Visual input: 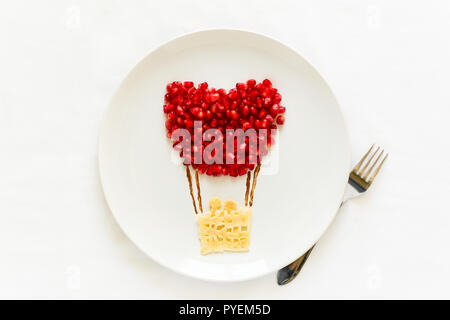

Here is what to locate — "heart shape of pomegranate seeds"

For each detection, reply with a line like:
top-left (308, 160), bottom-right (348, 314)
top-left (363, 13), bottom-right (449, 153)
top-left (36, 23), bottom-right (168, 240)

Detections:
top-left (163, 79), bottom-right (286, 177)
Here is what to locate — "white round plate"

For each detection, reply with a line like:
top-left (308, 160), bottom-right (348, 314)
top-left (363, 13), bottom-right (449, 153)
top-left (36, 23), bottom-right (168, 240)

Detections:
top-left (99, 29), bottom-right (350, 282)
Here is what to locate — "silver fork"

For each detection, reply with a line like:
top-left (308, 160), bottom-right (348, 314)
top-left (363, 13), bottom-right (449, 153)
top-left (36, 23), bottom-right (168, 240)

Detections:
top-left (277, 144), bottom-right (388, 285)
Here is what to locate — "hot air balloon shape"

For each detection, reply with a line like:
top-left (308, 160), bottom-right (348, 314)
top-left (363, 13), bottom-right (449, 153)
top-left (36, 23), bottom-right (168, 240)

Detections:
top-left (163, 79), bottom-right (286, 254)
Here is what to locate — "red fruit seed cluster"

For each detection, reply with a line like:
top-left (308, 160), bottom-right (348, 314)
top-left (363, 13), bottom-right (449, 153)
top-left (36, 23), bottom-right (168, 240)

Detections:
top-left (163, 79), bottom-right (286, 177)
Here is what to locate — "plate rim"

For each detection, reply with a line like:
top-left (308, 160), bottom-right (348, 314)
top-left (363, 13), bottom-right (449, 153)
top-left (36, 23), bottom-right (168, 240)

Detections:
top-left (98, 28), bottom-right (351, 282)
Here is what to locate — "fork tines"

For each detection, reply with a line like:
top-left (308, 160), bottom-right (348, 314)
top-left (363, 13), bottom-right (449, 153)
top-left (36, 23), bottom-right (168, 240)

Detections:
top-left (352, 144), bottom-right (388, 184)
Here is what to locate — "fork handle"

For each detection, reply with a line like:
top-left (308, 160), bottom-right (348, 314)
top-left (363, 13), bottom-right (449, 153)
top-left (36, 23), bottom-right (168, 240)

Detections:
top-left (277, 245), bottom-right (315, 285)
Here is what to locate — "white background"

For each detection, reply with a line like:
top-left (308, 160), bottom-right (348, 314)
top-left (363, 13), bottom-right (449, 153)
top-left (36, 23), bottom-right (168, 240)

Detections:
top-left (0, 0), bottom-right (449, 299)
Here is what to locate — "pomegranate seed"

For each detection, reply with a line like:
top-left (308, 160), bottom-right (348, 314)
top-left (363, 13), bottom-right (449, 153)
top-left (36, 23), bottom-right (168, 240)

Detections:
top-left (263, 97), bottom-right (272, 107)
top-left (260, 119), bottom-right (268, 129)
top-left (210, 104), bottom-right (218, 113)
top-left (236, 83), bottom-right (246, 90)
top-left (229, 120), bottom-right (238, 128)
top-left (240, 105), bottom-right (250, 117)
top-left (184, 81), bottom-right (194, 88)
top-left (228, 89), bottom-right (238, 100)
top-left (261, 88), bottom-right (270, 98)
top-left (213, 165), bottom-right (222, 176)
top-left (210, 93), bottom-right (220, 102)
top-left (258, 109), bottom-right (267, 119)
top-left (167, 111), bottom-right (176, 121)
top-left (273, 93), bottom-right (282, 104)
top-left (249, 90), bottom-right (258, 98)
top-left (270, 104), bottom-right (280, 115)
top-left (242, 121), bottom-right (252, 130)
top-left (256, 98), bottom-right (263, 108)
top-left (262, 79), bottom-right (272, 87)
top-left (276, 115), bottom-right (285, 125)
top-left (247, 79), bottom-right (256, 87)
top-left (278, 106), bottom-right (286, 113)
top-left (190, 107), bottom-right (200, 116)
top-left (176, 106), bottom-right (184, 116)
top-left (169, 87), bottom-right (179, 95)
top-left (229, 167), bottom-right (238, 177)
top-left (238, 166), bottom-right (247, 176)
